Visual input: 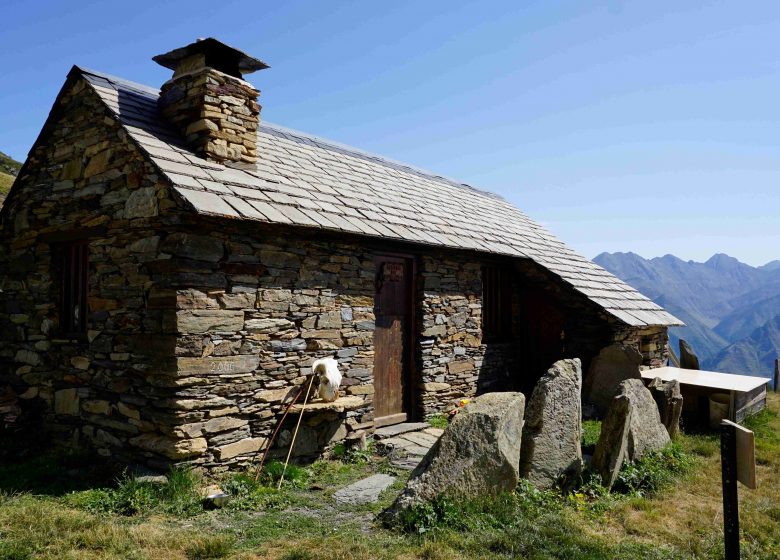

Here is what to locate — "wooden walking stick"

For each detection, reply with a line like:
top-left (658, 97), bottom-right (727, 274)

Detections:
top-left (251, 385), bottom-right (304, 483)
top-left (278, 374), bottom-right (316, 489)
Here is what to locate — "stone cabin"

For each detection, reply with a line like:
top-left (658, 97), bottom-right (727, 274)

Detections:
top-left (0, 39), bottom-right (681, 470)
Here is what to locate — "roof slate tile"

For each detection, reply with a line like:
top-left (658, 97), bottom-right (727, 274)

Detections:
top-left (80, 67), bottom-right (682, 327)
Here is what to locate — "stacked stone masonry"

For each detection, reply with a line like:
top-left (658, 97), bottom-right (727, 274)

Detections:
top-left (159, 66), bottom-right (260, 165)
top-left (0, 74), bottom-right (670, 470)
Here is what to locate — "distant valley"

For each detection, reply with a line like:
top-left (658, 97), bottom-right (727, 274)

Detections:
top-left (594, 252), bottom-right (780, 379)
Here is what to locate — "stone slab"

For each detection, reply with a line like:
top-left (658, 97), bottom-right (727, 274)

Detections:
top-left (374, 422), bottom-right (429, 439)
top-left (398, 431), bottom-right (440, 448)
top-left (177, 355), bottom-right (260, 375)
top-left (333, 474), bottom-right (396, 505)
top-left (288, 395), bottom-right (364, 413)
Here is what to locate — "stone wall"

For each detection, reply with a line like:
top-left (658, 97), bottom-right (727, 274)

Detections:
top-left (418, 255), bottom-right (518, 415)
top-left (0, 74), bottom-right (669, 470)
top-left (614, 326), bottom-right (669, 369)
top-left (163, 225), bottom-right (379, 468)
top-left (0, 75), bottom-right (178, 463)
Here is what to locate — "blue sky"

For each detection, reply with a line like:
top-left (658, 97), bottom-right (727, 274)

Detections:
top-left (1, 0), bottom-right (779, 266)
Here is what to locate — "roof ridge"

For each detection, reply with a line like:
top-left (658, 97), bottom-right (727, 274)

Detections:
top-left (73, 66), bottom-right (507, 203)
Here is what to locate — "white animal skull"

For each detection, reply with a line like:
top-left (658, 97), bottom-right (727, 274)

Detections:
top-left (312, 356), bottom-right (342, 402)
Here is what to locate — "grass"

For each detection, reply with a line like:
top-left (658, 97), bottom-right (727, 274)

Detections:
top-left (0, 172), bottom-right (13, 193)
top-left (0, 395), bottom-right (778, 558)
top-left (426, 414), bottom-right (449, 430)
top-left (582, 419), bottom-right (602, 452)
top-left (64, 467), bottom-right (203, 516)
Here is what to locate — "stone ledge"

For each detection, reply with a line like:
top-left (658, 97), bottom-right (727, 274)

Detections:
top-left (288, 396), bottom-right (364, 414)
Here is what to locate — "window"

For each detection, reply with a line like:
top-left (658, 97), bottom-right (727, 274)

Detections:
top-left (482, 266), bottom-right (512, 341)
top-left (59, 241), bottom-right (89, 337)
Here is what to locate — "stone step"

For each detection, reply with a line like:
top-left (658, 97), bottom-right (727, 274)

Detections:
top-left (422, 427), bottom-right (445, 438)
top-left (374, 436), bottom-right (408, 453)
top-left (374, 422), bottom-right (429, 440)
top-left (399, 444), bottom-right (430, 456)
top-left (391, 456), bottom-right (424, 470)
top-left (398, 431), bottom-right (439, 448)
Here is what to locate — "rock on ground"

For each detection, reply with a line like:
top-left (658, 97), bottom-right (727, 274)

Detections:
top-left (519, 358), bottom-right (583, 490)
top-left (582, 344), bottom-right (643, 416)
top-left (647, 377), bottom-right (683, 439)
top-left (385, 392), bottom-right (525, 516)
top-left (592, 379), bottom-right (671, 487)
top-left (333, 474), bottom-right (396, 505)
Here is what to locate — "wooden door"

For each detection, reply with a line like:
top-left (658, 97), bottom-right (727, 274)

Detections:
top-left (520, 289), bottom-right (566, 394)
top-left (373, 255), bottom-right (413, 426)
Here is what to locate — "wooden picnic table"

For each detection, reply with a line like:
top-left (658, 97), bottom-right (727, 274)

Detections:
top-left (641, 366), bottom-right (769, 423)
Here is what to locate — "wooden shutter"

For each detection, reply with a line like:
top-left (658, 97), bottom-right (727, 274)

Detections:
top-left (60, 241), bottom-right (89, 336)
top-left (482, 266), bottom-right (511, 341)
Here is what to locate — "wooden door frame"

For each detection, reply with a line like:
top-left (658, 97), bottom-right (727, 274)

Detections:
top-left (373, 252), bottom-right (417, 426)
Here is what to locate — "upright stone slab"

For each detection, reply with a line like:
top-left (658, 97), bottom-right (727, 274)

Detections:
top-left (592, 378), bottom-right (671, 487)
top-left (519, 358), bottom-right (583, 490)
top-left (592, 394), bottom-right (632, 488)
top-left (679, 339), bottom-right (700, 370)
top-left (386, 392), bottom-right (525, 516)
top-left (647, 377), bottom-right (683, 439)
top-left (621, 378), bottom-right (671, 459)
top-left (582, 344), bottom-right (642, 416)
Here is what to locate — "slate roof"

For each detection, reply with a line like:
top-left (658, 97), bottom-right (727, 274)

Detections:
top-left (77, 66), bottom-right (681, 328)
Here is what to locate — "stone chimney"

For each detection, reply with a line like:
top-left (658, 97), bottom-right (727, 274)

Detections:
top-left (153, 38), bottom-right (268, 166)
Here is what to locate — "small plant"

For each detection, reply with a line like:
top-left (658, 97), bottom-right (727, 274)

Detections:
top-left (221, 472), bottom-right (290, 511)
top-left (581, 420), bottom-right (602, 451)
top-left (184, 535), bottom-right (234, 560)
top-left (427, 414), bottom-right (449, 430)
top-left (613, 443), bottom-right (691, 496)
top-left (259, 460), bottom-right (309, 488)
top-left (396, 495), bottom-right (464, 534)
top-left (69, 467), bottom-right (202, 516)
top-left (332, 440), bottom-right (375, 465)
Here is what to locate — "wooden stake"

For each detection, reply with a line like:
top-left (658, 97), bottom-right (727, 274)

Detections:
top-left (773, 358), bottom-right (779, 393)
top-left (251, 386), bottom-right (304, 484)
top-left (278, 374), bottom-right (316, 490)
top-left (721, 421), bottom-right (740, 560)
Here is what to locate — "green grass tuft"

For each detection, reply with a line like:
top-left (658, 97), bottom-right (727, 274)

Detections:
top-left (582, 420), bottom-right (602, 451)
top-left (67, 466), bottom-right (202, 516)
top-left (613, 443), bottom-right (692, 496)
top-left (0, 172), bottom-right (14, 193)
top-left (427, 414), bottom-right (449, 430)
top-left (0, 540), bottom-right (33, 560)
top-left (280, 550), bottom-right (315, 560)
top-left (184, 535), bottom-right (234, 560)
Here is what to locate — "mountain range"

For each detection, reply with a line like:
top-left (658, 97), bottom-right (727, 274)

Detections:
top-left (594, 252), bottom-right (780, 379)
